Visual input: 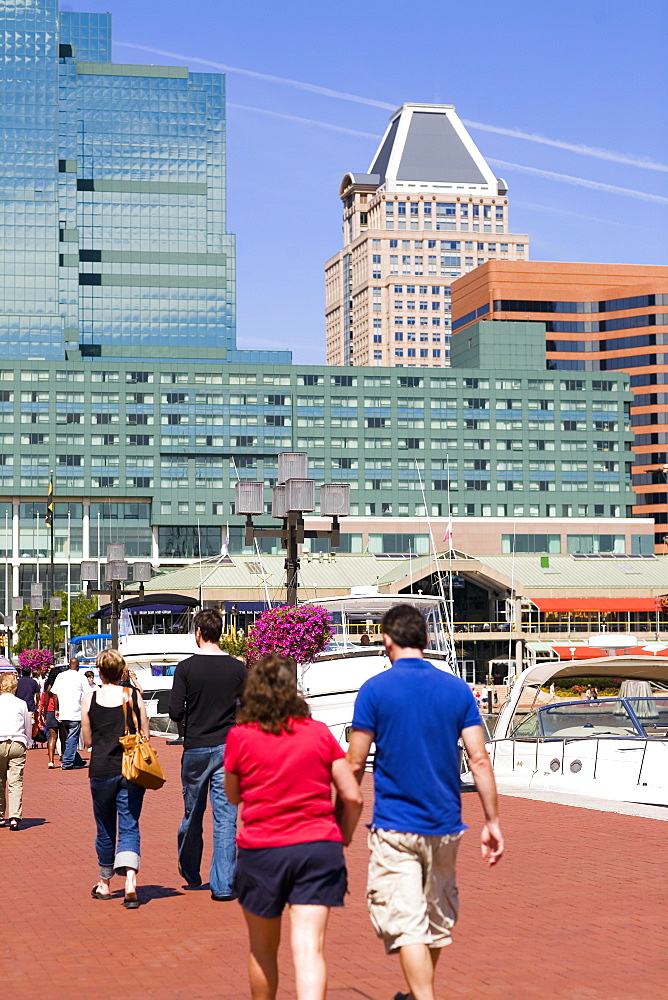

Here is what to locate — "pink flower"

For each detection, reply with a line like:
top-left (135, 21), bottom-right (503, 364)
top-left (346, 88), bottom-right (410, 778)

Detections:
top-left (247, 605), bottom-right (333, 666)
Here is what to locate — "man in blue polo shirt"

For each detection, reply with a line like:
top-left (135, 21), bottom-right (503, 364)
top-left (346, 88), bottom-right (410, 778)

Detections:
top-left (347, 604), bottom-right (503, 1000)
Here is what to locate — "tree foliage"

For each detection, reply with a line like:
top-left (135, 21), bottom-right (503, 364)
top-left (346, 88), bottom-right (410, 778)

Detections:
top-left (15, 591), bottom-right (99, 656)
top-left (219, 630), bottom-right (248, 659)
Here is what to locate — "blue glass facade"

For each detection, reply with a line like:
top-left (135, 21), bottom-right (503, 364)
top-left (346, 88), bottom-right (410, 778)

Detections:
top-left (0, 1), bottom-right (289, 364)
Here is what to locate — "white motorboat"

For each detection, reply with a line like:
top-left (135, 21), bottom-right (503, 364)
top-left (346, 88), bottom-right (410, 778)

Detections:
top-left (470, 654), bottom-right (668, 806)
top-left (73, 593), bottom-right (200, 737)
top-left (298, 587), bottom-right (457, 747)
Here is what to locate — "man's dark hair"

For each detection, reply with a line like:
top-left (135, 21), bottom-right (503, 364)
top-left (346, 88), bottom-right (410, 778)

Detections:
top-left (44, 665), bottom-right (63, 690)
top-left (381, 604), bottom-right (427, 650)
top-left (193, 608), bottom-right (223, 643)
top-left (21, 667), bottom-right (32, 677)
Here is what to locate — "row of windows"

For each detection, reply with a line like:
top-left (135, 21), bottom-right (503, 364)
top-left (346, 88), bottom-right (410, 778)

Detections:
top-left (544, 315), bottom-right (666, 335)
top-left (494, 294), bottom-right (667, 314)
top-left (547, 357), bottom-right (655, 372)
top-left (392, 285), bottom-right (451, 295)
top-left (384, 241), bottom-right (461, 251)
top-left (0, 370), bottom-right (629, 393)
top-left (385, 202), bottom-right (503, 217)
top-left (500, 533), bottom-right (651, 555)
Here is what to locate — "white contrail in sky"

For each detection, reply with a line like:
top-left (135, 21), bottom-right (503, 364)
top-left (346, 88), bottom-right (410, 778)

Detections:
top-left (462, 120), bottom-right (668, 173)
top-left (228, 103), bottom-right (379, 139)
top-left (514, 201), bottom-right (666, 233)
top-left (228, 103), bottom-right (666, 204)
top-left (489, 158), bottom-right (668, 204)
top-left (115, 42), bottom-right (394, 109)
top-left (115, 41), bottom-right (668, 174)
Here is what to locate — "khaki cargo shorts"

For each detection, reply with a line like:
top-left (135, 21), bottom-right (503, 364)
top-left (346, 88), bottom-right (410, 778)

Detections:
top-left (366, 827), bottom-right (463, 954)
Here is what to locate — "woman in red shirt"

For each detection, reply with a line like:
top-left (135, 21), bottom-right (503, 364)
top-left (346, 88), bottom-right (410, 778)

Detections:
top-left (224, 655), bottom-right (363, 1000)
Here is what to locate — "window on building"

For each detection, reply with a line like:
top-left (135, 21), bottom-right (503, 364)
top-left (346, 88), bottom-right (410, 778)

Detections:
top-left (567, 535), bottom-right (625, 554)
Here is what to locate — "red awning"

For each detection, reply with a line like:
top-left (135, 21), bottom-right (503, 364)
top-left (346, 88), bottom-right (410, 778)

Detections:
top-left (532, 598), bottom-right (657, 612)
top-left (550, 646), bottom-right (609, 660)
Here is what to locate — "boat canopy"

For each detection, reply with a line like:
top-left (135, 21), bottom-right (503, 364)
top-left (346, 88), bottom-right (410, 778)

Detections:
top-left (90, 592), bottom-right (199, 618)
top-left (304, 593), bottom-right (443, 614)
top-left (516, 654), bottom-right (668, 687)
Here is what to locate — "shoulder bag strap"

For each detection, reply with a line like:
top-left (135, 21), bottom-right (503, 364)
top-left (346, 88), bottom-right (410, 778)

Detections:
top-left (123, 686), bottom-right (143, 737)
top-left (122, 688), bottom-right (131, 736)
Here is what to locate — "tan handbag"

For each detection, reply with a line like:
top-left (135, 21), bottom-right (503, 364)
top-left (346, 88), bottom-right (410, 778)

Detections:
top-left (118, 688), bottom-right (166, 790)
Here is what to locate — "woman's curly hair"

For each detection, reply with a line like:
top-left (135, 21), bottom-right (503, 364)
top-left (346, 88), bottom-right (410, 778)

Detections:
top-left (237, 655), bottom-right (310, 735)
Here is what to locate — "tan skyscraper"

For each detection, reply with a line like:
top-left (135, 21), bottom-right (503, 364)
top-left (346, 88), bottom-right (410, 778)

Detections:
top-left (325, 103), bottom-right (529, 367)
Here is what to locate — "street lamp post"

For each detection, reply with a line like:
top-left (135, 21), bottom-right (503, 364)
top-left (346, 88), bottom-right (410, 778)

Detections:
top-left (10, 596), bottom-right (23, 659)
top-left (49, 595), bottom-right (62, 660)
top-left (30, 582), bottom-right (43, 649)
top-left (235, 452), bottom-right (350, 606)
top-left (80, 543), bottom-right (152, 649)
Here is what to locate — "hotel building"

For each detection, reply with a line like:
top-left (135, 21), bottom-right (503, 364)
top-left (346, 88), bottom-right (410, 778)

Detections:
top-left (324, 103), bottom-right (529, 368)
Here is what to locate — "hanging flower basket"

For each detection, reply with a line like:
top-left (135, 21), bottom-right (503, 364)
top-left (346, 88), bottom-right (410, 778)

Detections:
top-left (247, 605), bottom-right (333, 666)
top-left (18, 648), bottom-right (54, 674)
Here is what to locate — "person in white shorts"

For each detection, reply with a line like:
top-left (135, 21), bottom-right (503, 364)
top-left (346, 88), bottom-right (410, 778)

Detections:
top-left (347, 604), bottom-right (503, 1000)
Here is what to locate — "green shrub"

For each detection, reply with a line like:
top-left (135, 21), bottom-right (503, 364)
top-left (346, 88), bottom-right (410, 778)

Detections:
top-left (219, 630), bottom-right (247, 659)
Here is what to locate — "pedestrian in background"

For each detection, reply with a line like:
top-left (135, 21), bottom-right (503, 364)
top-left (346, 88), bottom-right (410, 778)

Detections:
top-left (0, 671), bottom-right (32, 830)
top-left (51, 657), bottom-right (88, 770)
top-left (41, 665), bottom-right (65, 768)
top-left (16, 667), bottom-right (40, 713)
top-left (347, 605), bottom-right (503, 1000)
top-left (16, 667), bottom-right (40, 749)
top-left (81, 648), bottom-right (150, 908)
top-left (168, 608), bottom-right (246, 900)
top-left (225, 655), bottom-right (363, 1000)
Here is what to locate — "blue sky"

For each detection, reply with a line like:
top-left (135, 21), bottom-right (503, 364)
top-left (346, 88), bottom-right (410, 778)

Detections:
top-left (66, 0), bottom-right (667, 363)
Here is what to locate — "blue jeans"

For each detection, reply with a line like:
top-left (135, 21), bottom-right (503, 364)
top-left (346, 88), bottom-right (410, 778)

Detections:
top-left (90, 774), bottom-right (145, 878)
top-left (61, 720), bottom-right (84, 768)
top-left (178, 745), bottom-right (237, 896)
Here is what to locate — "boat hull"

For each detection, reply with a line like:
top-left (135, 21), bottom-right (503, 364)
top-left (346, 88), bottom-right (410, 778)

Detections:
top-left (471, 735), bottom-right (668, 806)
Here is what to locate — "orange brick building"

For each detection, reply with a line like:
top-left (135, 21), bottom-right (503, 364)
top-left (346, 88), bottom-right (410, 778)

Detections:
top-left (451, 261), bottom-right (668, 548)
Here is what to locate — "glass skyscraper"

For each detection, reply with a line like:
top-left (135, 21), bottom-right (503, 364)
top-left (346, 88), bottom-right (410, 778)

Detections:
top-left (0, 0), bottom-right (289, 364)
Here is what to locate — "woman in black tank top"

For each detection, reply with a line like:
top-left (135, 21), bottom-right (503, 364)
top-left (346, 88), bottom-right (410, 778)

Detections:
top-left (80, 649), bottom-right (150, 908)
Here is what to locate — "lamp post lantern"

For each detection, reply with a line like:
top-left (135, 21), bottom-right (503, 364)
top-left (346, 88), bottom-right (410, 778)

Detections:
top-left (80, 546), bottom-right (152, 649)
top-left (235, 451), bottom-right (350, 606)
top-left (30, 582), bottom-right (43, 649)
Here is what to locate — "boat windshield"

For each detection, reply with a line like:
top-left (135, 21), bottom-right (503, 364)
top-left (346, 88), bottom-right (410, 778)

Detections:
top-left (70, 634), bottom-right (111, 662)
top-left (538, 700), bottom-right (641, 738)
top-left (626, 696), bottom-right (668, 736)
top-left (325, 602), bottom-right (447, 651)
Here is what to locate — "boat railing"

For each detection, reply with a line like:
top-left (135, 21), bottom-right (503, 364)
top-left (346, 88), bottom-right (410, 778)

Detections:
top-left (453, 620), bottom-right (668, 635)
top-left (484, 734), bottom-right (658, 787)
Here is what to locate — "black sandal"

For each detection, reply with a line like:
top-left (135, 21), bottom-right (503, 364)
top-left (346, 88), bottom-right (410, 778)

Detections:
top-left (91, 886), bottom-right (113, 900)
top-left (123, 892), bottom-right (140, 909)
top-left (8, 819), bottom-right (20, 831)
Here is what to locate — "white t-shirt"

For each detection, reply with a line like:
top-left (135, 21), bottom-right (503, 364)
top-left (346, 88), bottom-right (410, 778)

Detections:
top-left (0, 692), bottom-right (32, 746)
top-left (51, 669), bottom-right (88, 721)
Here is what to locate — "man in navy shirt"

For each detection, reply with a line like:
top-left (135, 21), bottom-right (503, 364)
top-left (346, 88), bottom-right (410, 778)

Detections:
top-left (347, 604), bottom-right (503, 1000)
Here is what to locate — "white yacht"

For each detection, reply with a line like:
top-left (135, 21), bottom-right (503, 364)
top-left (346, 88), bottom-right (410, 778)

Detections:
top-left (72, 593), bottom-right (200, 736)
top-left (470, 654), bottom-right (668, 806)
top-left (298, 587), bottom-right (457, 746)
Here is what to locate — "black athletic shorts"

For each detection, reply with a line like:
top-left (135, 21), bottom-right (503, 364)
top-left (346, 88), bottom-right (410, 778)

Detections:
top-left (235, 840), bottom-right (347, 918)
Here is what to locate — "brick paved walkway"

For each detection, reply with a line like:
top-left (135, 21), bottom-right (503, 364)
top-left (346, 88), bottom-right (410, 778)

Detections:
top-left (1, 745), bottom-right (666, 1000)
